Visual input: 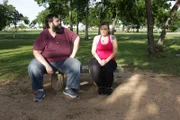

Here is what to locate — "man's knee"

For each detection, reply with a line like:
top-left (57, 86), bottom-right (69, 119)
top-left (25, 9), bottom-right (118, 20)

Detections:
top-left (70, 58), bottom-right (81, 72)
top-left (28, 59), bottom-right (44, 73)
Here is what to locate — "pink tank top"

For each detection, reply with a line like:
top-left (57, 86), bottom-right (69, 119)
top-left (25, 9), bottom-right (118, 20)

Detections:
top-left (96, 35), bottom-right (115, 60)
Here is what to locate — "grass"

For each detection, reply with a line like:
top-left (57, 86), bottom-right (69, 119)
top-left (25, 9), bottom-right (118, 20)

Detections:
top-left (0, 31), bottom-right (180, 80)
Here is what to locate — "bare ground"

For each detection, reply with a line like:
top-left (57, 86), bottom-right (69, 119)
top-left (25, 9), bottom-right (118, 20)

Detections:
top-left (0, 69), bottom-right (180, 120)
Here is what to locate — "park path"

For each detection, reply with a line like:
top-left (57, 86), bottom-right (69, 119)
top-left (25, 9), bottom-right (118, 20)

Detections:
top-left (0, 68), bottom-right (180, 120)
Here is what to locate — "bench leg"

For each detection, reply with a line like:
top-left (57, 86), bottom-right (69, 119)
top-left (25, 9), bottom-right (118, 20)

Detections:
top-left (51, 73), bottom-right (65, 91)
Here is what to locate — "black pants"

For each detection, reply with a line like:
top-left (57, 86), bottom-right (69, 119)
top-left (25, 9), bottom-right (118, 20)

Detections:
top-left (88, 58), bottom-right (117, 87)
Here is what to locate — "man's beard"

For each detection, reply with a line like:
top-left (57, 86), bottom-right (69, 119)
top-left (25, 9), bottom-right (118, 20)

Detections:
top-left (52, 23), bottom-right (61, 33)
top-left (52, 26), bottom-right (60, 33)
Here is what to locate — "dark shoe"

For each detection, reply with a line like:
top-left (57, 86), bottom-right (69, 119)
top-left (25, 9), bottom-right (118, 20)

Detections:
top-left (34, 91), bottom-right (45, 102)
top-left (105, 87), bottom-right (113, 95)
top-left (98, 86), bottom-right (106, 95)
top-left (63, 88), bottom-right (79, 98)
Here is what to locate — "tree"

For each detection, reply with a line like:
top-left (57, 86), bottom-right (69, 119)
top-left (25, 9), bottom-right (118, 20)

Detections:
top-left (36, 9), bottom-right (50, 28)
top-left (18, 23), bottom-right (28, 29)
top-left (0, 1), bottom-right (29, 31)
top-left (73, 0), bottom-right (88, 34)
top-left (0, 4), bottom-right (9, 30)
top-left (116, 0), bottom-right (146, 32)
top-left (145, 0), bottom-right (156, 56)
top-left (157, 0), bottom-right (180, 52)
top-left (29, 19), bottom-right (38, 28)
top-left (170, 10), bottom-right (180, 31)
top-left (35, 0), bottom-right (77, 31)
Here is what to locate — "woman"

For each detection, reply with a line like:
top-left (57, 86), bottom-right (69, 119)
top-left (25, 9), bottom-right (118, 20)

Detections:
top-left (88, 22), bottom-right (118, 95)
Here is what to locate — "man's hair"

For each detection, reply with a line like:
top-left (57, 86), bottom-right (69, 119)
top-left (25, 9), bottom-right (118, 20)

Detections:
top-left (45, 14), bottom-right (59, 28)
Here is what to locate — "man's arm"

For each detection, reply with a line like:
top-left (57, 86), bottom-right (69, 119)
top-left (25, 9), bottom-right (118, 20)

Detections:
top-left (70, 36), bottom-right (80, 58)
top-left (33, 50), bottom-right (53, 74)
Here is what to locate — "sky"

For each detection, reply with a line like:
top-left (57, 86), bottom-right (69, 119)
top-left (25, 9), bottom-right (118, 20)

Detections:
top-left (0, 0), bottom-right (45, 22)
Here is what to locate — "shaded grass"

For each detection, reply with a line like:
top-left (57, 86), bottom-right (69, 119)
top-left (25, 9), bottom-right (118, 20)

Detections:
top-left (0, 31), bottom-right (180, 80)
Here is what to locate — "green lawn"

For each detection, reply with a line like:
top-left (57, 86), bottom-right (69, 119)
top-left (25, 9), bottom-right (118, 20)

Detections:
top-left (0, 31), bottom-right (180, 80)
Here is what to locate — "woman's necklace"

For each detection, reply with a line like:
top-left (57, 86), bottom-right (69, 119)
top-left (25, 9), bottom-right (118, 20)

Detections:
top-left (101, 36), bottom-right (108, 44)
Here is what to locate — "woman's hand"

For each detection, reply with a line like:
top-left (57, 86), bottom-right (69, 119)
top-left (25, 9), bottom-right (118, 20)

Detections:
top-left (98, 59), bottom-right (107, 66)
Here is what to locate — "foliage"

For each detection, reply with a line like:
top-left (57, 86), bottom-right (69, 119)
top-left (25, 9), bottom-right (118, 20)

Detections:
top-left (0, 1), bottom-right (29, 31)
top-left (18, 24), bottom-right (28, 29)
top-left (0, 4), bottom-right (9, 30)
top-left (152, 0), bottom-right (171, 28)
top-left (32, 0), bottom-right (179, 32)
top-left (29, 19), bottom-right (38, 28)
top-left (36, 9), bottom-right (50, 28)
top-left (170, 10), bottom-right (180, 31)
top-left (34, 0), bottom-right (89, 27)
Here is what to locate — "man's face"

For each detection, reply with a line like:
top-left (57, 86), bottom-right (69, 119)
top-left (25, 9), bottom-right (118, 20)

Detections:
top-left (51, 17), bottom-right (61, 32)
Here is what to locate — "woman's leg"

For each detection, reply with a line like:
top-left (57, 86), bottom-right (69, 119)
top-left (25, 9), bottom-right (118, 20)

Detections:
top-left (88, 58), bottom-right (106, 95)
top-left (103, 60), bottom-right (117, 93)
top-left (88, 58), bottom-right (105, 87)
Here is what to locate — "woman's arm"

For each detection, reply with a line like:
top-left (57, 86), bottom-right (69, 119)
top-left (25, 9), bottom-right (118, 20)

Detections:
top-left (91, 36), bottom-right (102, 65)
top-left (105, 35), bottom-right (118, 63)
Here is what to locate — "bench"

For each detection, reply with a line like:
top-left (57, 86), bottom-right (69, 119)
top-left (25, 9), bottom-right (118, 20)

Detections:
top-left (51, 66), bottom-right (123, 91)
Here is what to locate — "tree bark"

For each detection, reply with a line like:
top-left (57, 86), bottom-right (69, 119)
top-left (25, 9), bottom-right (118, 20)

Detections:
top-left (76, 11), bottom-right (79, 35)
top-left (85, 1), bottom-right (89, 40)
top-left (157, 0), bottom-right (180, 52)
top-left (145, 0), bottom-right (155, 56)
top-left (111, 14), bottom-right (118, 35)
top-left (69, 0), bottom-right (73, 31)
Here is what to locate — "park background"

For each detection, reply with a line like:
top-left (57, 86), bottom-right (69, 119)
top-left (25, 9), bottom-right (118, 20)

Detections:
top-left (0, 0), bottom-right (180, 120)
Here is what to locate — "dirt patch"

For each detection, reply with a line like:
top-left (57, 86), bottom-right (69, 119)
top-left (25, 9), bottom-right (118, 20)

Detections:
top-left (0, 69), bottom-right (180, 120)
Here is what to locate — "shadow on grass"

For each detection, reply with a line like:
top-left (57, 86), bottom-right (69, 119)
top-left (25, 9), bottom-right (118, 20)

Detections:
top-left (0, 50), bottom-right (34, 79)
top-left (0, 39), bottom-right (34, 50)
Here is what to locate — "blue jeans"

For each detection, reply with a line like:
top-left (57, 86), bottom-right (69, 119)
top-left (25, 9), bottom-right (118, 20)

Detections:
top-left (28, 58), bottom-right (81, 91)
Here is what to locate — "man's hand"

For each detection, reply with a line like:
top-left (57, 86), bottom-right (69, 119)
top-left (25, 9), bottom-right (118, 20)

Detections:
top-left (69, 53), bottom-right (75, 58)
top-left (70, 36), bottom-right (80, 58)
top-left (45, 65), bottom-right (53, 74)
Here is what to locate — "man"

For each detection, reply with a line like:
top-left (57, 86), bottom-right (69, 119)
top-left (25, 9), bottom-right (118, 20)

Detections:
top-left (28, 14), bottom-right (81, 102)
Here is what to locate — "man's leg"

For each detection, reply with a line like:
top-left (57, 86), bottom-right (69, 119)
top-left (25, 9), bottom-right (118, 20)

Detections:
top-left (28, 58), bottom-right (46, 101)
top-left (57, 58), bottom-right (81, 98)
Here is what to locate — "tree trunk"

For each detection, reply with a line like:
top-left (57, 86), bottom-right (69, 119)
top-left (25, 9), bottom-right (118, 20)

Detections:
top-left (127, 26), bottom-right (130, 32)
top-left (157, 0), bottom-right (180, 52)
top-left (111, 15), bottom-right (118, 35)
top-left (122, 25), bottom-right (125, 32)
top-left (85, 1), bottom-right (89, 40)
top-left (98, 8), bottom-right (103, 35)
top-left (76, 11), bottom-right (79, 35)
top-left (69, 0), bottom-right (73, 31)
top-left (145, 0), bottom-right (155, 56)
top-left (136, 25), bottom-right (140, 32)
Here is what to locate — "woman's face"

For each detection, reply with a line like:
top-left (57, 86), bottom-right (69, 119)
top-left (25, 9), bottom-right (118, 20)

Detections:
top-left (100, 25), bottom-right (109, 36)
